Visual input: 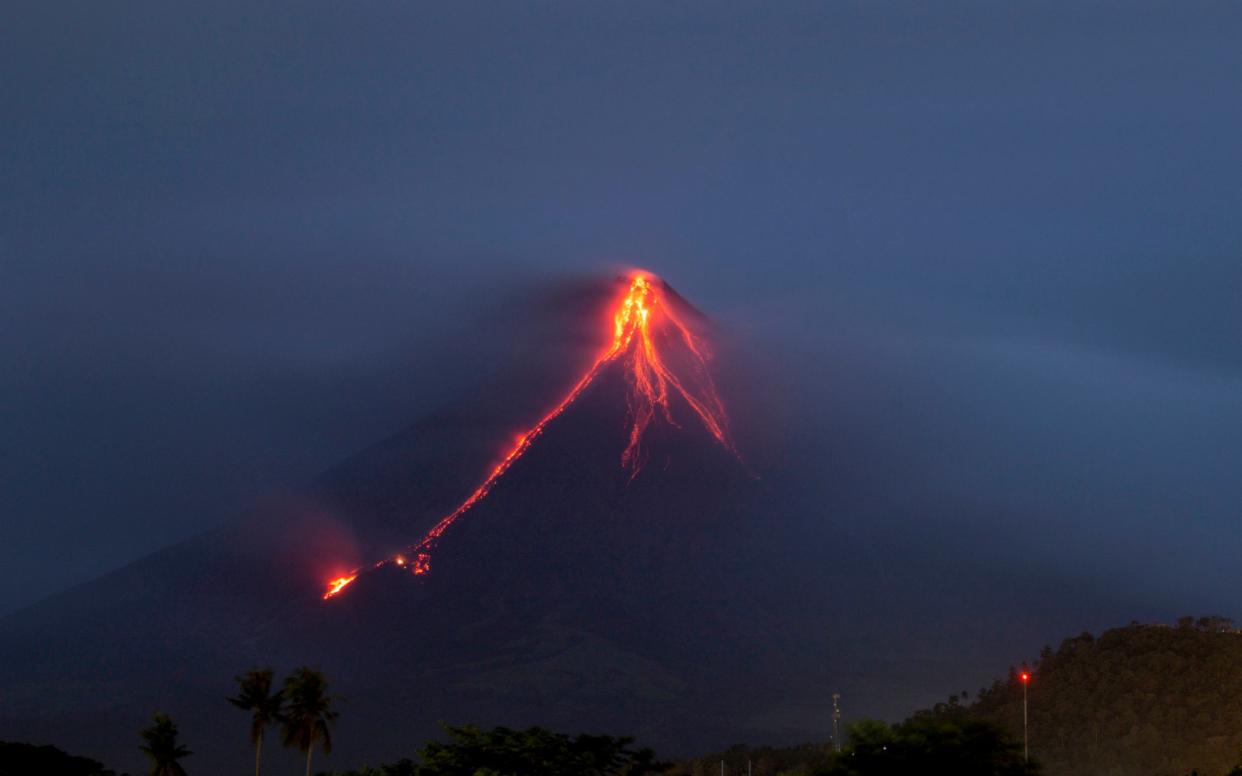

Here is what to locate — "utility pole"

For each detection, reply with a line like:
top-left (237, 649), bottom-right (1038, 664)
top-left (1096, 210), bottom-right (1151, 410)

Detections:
top-left (832, 692), bottom-right (842, 752)
top-left (1020, 670), bottom-right (1030, 762)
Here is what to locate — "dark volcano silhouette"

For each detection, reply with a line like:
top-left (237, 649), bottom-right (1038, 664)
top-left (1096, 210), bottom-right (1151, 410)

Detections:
top-left (0, 274), bottom-right (1148, 774)
top-left (0, 275), bottom-right (835, 772)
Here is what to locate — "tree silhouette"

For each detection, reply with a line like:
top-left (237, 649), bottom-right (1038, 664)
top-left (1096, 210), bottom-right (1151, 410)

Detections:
top-left (0, 742), bottom-right (118, 776)
top-left (280, 667), bottom-right (338, 776)
top-left (228, 667), bottom-right (284, 776)
top-left (138, 712), bottom-right (191, 776)
top-left (415, 724), bottom-right (668, 775)
top-left (819, 717), bottom-right (1038, 776)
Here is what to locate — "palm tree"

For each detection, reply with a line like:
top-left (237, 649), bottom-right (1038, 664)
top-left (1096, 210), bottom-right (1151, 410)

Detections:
top-left (280, 667), bottom-right (338, 776)
top-left (228, 667), bottom-right (284, 776)
top-left (139, 712), bottom-right (192, 776)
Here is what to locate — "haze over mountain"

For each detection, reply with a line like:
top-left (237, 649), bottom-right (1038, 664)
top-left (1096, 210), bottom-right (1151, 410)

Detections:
top-left (7, 2), bottom-right (1242, 623)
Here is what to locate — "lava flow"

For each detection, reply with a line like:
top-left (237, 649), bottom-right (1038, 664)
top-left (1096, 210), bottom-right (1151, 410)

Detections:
top-left (324, 272), bottom-right (740, 599)
top-left (324, 574), bottom-right (357, 598)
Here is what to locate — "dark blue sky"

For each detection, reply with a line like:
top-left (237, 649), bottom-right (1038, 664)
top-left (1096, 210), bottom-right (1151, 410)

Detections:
top-left (3, 1), bottom-right (1241, 616)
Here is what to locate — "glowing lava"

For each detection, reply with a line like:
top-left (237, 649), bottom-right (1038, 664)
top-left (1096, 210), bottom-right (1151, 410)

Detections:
top-left (323, 574), bottom-right (357, 599)
top-left (323, 272), bottom-right (740, 600)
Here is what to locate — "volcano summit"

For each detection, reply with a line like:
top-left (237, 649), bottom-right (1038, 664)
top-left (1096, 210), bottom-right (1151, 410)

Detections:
top-left (325, 272), bottom-right (748, 600)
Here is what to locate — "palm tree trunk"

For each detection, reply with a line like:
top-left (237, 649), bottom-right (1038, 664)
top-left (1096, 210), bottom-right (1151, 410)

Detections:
top-left (305, 745), bottom-right (313, 776)
top-left (255, 732), bottom-right (263, 776)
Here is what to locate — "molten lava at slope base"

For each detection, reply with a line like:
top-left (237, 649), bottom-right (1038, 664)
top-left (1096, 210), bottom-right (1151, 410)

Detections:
top-left (324, 574), bottom-right (357, 598)
top-left (323, 272), bottom-right (740, 600)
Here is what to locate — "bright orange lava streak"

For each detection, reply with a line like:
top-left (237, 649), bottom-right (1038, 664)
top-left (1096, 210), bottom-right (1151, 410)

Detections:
top-left (323, 273), bottom-right (739, 599)
top-left (323, 574), bottom-right (357, 599)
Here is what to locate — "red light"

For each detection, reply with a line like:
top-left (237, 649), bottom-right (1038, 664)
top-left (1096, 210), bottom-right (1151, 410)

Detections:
top-left (1020, 672), bottom-right (1030, 683)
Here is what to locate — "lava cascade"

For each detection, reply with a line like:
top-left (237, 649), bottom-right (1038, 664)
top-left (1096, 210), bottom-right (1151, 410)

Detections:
top-left (324, 272), bottom-right (740, 599)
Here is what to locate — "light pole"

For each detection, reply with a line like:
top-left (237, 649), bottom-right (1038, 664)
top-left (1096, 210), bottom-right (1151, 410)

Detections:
top-left (1019, 670), bottom-right (1030, 762)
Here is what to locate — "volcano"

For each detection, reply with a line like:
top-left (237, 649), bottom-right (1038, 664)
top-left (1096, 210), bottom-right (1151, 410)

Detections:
top-left (324, 273), bottom-right (748, 600)
top-left (0, 271), bottom-right (1129, 774)
top-left (0, 272), bottom-right (832, 773)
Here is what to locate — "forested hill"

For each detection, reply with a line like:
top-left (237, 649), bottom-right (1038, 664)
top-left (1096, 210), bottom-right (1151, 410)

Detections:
top-left (921, 617), bottom-right (1242, 776)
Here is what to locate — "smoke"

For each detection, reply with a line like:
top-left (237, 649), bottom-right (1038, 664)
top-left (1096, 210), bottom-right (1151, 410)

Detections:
top-left (727, 286), bottom-right (1242, 629)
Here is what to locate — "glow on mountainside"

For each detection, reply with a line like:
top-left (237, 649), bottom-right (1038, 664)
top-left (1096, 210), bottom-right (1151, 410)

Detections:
top-left (323, 272), bottom-right (739, 599)
top-left (324, 575), bottom-right (357, 598)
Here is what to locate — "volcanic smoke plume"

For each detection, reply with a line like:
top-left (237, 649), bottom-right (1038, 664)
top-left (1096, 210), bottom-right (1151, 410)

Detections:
top-left (324, 272), bottom-right (744, 599)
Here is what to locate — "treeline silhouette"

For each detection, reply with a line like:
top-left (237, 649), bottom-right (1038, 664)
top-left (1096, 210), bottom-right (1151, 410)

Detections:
top-left (916, 617), bottom-right (1242, 776)
top-left (0, 741), bottom-right (121, 776)
top-left (0, 665), bottom-right (338, 776)
top-left (29, 620), bottom-right (1242, 776)
top-left (0, 665), bottom-right (666, 776)
top-left (318, 724), bottom-right (668, 776)
top-left (665, 716), bottom-right (1036, 776)
top-left (1, 675), bottom-right (1033, 776)
top-left (0, 653), bottom-right (1037, 776)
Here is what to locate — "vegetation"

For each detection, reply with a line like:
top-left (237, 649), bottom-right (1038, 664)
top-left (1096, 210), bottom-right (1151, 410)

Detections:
top-left (668, 717), bottom-right (1035, 776)
top-left (320, 724), bottom-right (668, 776)
top-left (138, 713), bottom-right (191, 776)
top-left (228, 667), bottom-right (284, 776)
top-left (281, 667), bottom-right (339, 776)
top-left (0, 741), bottom-right (123, 776)
top-left (418, 724), bottom-right (667, 775)
top-left (666, 743), bottom-right (831, 775)
top-left (918, 617), bottom-right (1242, 776)
top-left (818, 717), bottom-right (1037, 776)
top-left (36, 622), bottom-right (1242, 776)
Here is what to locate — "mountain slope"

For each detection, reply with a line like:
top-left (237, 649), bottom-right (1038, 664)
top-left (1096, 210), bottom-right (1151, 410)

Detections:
top-left (0, 274), bottom-right (828, 773)
top-left (922, 618), bottom-right (1242, 776)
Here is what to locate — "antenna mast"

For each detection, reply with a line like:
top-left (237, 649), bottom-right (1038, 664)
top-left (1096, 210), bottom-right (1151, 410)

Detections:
top-left (832, 692), bottom-right (842, 752)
